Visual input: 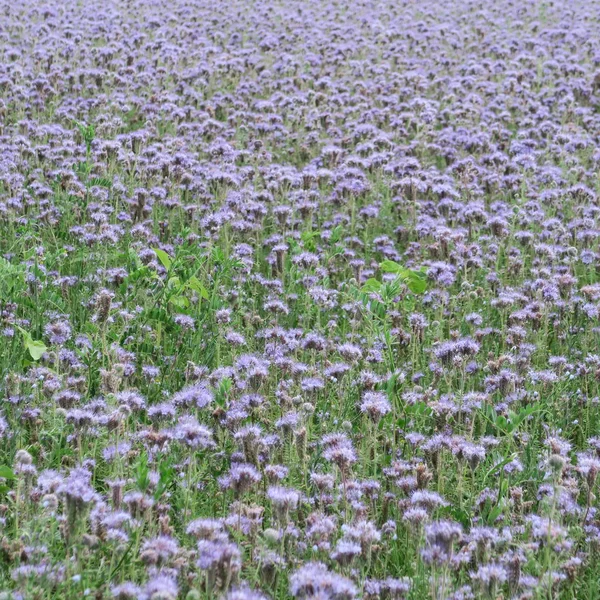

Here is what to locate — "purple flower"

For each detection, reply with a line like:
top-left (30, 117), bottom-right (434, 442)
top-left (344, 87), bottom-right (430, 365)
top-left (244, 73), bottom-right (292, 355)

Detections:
top-left (45, 320), bottom-right (71, 345)
top-left (219, 463), bottom-right (262, 495)
top-left (144, 574), bottom-right (178, 600)
top-left (359, 391), bottom-right (392, 420)
top-left (172, 383), bottom-right (213, 409)
top-left (289, 562), bottom-right (358, 599)
top-left (222, 586), bottom-right (270, 600)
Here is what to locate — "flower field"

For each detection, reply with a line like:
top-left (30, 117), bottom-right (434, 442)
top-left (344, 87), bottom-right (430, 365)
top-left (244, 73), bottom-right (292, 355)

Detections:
top-left (1, 0), bottom-right (600, 598)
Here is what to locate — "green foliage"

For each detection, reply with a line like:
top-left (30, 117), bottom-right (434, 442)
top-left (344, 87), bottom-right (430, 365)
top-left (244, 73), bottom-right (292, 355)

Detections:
top-left (154, 248), bottom-right (172, 271)
top-left (16, 326), bottom-right (47, 361)
top-left (378, 260), bottom-right (428, 294)
top-left (75, 121), bottom-right (95, 154)
top-left (134, 451), bottom-right (151, 492)
top-left (0, 466), bottom-right (15, 480)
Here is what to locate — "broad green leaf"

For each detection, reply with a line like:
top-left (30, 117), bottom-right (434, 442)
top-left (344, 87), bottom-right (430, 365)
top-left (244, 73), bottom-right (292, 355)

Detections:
top-left (0, 465), bottom-right (15, 480)
top-left (406, 277), bottom-right (427, 294)
top-left (154, 248), bottom-right (172, 270)
top-left (27, 338), bottom-right (48, 361)
top-left (169, 294), bottom-right (189, 309)
top-left (444, 506), bottom-right (470, 527)
top-left (380, 260), bottom-right (408, 275)
top-left (361, 278), bottom-right (382, 293)
top-left (496, 416), bottom-right (508, 431)
top-left (16, 327), bottom-right (47, 361)
top-left (406, 269), bottom-right (427, 281)
top-left (127, 266), bottom-right (151, 285)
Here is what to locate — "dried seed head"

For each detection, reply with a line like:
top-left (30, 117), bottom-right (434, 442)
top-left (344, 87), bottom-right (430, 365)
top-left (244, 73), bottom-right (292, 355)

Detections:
top-left (14, 450), bottom-right (33, 466)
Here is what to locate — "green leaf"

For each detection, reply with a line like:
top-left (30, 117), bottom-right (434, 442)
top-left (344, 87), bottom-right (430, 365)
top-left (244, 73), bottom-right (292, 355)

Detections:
top-left (186, 276), bottom-right (209, 300)
top-left (87, 177), bottom-right (112, 188)
top-left (135, 452), bottom-right (150, 492)
top-left (0, 256), bottom-right (24, 276)
top-left (126, 266), bottom-right (152, 285)
top-left (16, 327), bottom-right (47, 361)
top-left (144, 307), bottom-right (173, 327)
top-left (215, 377), bottom-right (232, 406)
top-left (483, 453), bottom-right (517, 484)
top-left (169, 294), bottom-right (189, 309)
top-left (0, 465), bottom-right (15, 480)
top-left (300, 230), bottom-right (318, 251)
top-left (301, 230), bottom-right (319, 242)
top-left (154, 458), bottom-right (176, 501)
top-left (26, 339), bottom-right (48, 361)
top-left (508, 403), bottom-right (541, 431)
top-left (361, 278), bottom-right (382, 293)
top-left (444, 506), bottom-right (470, 527)
top-left (486, 505), bottom-right (503, 525)
top-left (406, 277), bottom-right (427, 294)
top-left (406, 269), bottom-right (427, 281)
top-left (379, 260), bottom-right (408, 275)
top-left (154, 248), bottom-right (172, 270)
top-left (496, 416), bottom-right (508, 431)
top-left (379, 262), bottom-right (427, 294)
top-left (328, 225), bottom-right (344, 244)
top-left (128, 247), bottom-right (143, 270)
top-left (167, 276), bottom-right (181, 290)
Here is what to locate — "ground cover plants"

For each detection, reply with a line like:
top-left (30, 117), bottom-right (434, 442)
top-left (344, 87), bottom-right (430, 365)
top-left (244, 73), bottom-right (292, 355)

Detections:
top-left (0, 0), bottom-right (600, 598)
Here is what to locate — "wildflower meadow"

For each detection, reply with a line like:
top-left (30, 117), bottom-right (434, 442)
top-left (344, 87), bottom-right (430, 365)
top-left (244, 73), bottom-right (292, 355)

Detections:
top-left (1, 0), bottom-right (600, 598)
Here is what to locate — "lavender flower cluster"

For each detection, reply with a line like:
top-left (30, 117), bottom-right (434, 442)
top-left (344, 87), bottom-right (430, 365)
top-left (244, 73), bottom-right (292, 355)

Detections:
top-left (0, 0), bottom-right (600, 598)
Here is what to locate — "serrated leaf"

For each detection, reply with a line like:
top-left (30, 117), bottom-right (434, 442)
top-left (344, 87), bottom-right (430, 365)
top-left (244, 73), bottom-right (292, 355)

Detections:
top-left (154, 248), bottom-right (172, 270)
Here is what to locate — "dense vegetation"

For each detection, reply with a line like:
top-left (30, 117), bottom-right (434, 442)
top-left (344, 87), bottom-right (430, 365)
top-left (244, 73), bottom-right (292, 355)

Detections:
top-left (1, 0), bottom-right (600, 598)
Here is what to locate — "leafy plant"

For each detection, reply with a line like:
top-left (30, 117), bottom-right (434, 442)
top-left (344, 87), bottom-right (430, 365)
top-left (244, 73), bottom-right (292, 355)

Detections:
top-left (16, 326), bottom-right (47, 361)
